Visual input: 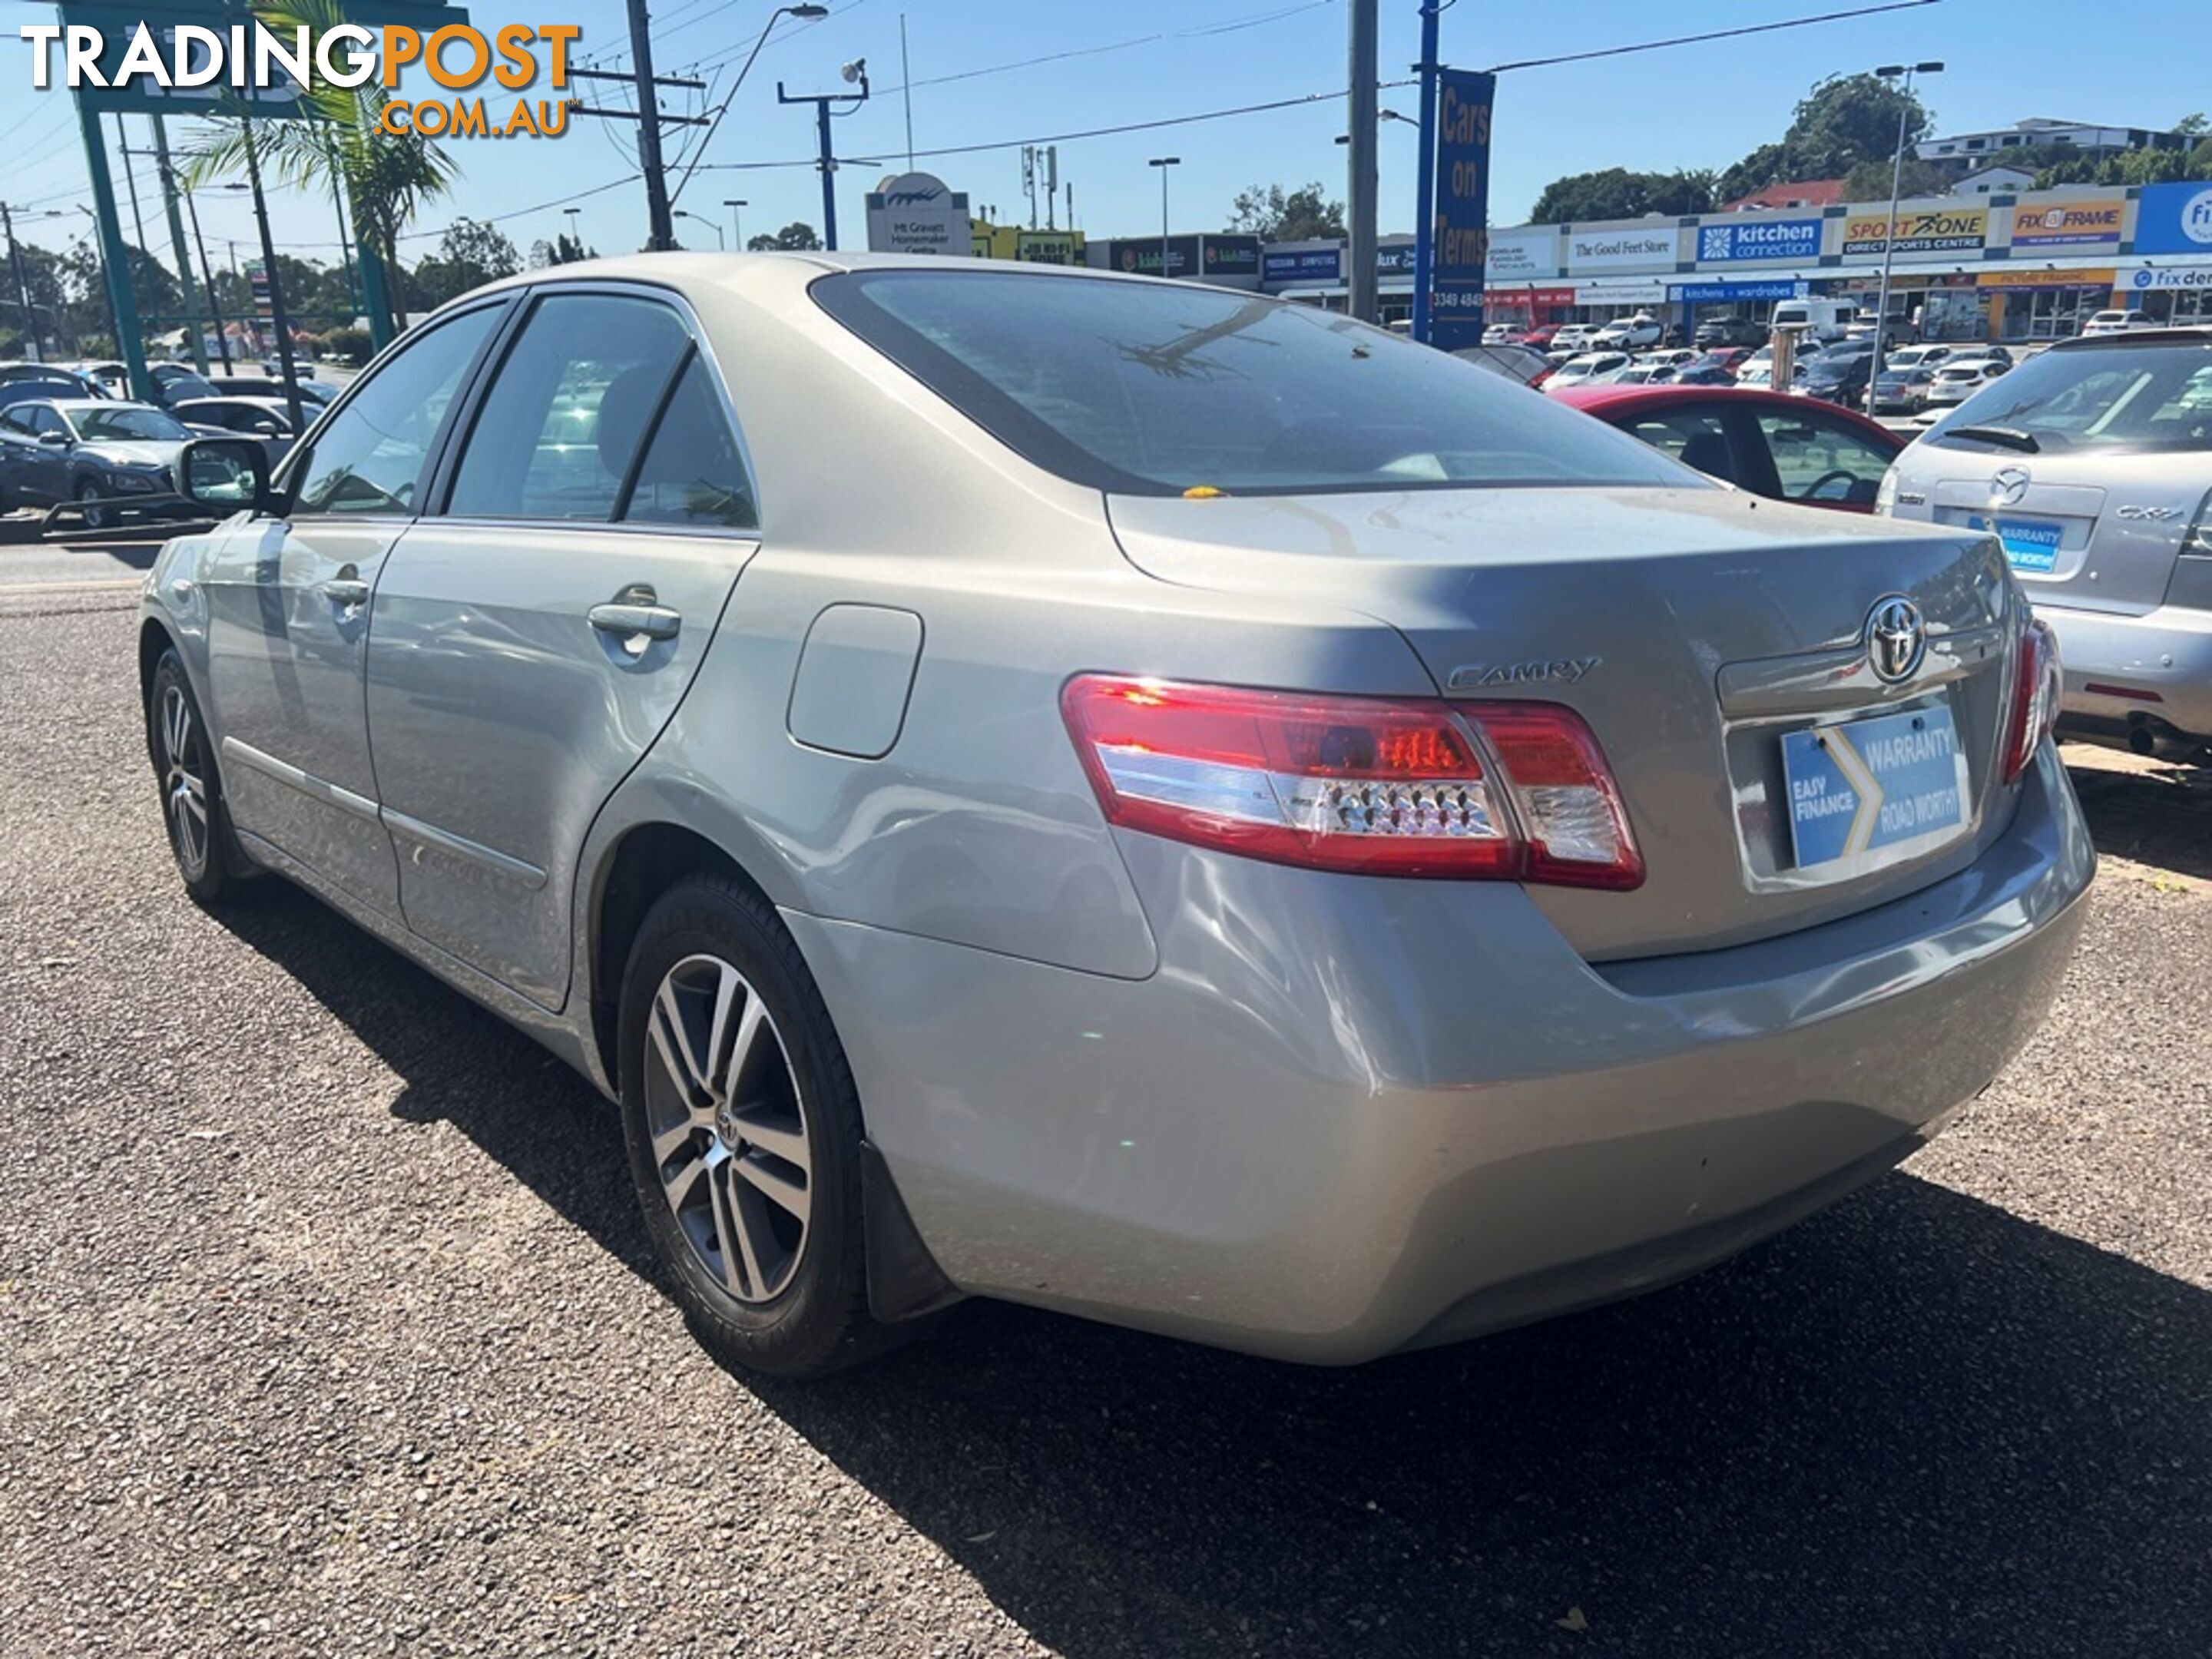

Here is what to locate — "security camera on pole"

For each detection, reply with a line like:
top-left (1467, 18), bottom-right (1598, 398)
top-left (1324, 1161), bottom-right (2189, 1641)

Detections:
top-left (780, 58), bottom-right (870, 251)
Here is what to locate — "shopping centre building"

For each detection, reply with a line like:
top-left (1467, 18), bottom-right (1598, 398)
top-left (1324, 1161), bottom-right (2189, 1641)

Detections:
top-left (1240, 178), bottom-right (2212, 342)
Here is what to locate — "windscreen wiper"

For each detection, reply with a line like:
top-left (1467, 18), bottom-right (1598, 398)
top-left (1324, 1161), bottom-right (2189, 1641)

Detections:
top-left (1942, 424), bottom-right (2040, 453)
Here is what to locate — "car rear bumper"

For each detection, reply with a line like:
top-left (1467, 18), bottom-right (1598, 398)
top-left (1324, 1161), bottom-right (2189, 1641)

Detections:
top-left (2038, 598), bottom-right (2212, 740)
top-left (791, 745), bottom-right (2093, 1364)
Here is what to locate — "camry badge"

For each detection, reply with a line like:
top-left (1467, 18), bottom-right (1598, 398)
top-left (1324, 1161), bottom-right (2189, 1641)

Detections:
top-left (1991, 466), bottom-right (2032, 508)
top-left (1448, 657), bottom-right (1602, 690)
top-left (1865, 596), bottom-right (1928, 685)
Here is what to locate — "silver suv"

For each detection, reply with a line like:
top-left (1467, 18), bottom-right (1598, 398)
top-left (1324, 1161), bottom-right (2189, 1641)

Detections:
top-left (143, 256), bottom-right (2091, 1375)
top-left (1881, 329), bottom-right (2212, 760)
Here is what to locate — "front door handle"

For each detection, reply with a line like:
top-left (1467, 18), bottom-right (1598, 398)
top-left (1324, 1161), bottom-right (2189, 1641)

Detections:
top-left (588, 599), bottom-right (681, 642)
top-left (321, 576), bottom-right (370, 608)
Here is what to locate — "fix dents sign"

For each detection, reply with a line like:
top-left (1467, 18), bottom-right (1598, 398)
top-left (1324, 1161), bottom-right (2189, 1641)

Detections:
top-left (18, 15), bottom-right (578, 138)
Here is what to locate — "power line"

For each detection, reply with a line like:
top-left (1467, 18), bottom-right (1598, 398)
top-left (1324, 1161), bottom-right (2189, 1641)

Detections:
top-left (693, 78), bottom-right (1418, 174)
top-left (1483, 0), bottom-right (1942, 73)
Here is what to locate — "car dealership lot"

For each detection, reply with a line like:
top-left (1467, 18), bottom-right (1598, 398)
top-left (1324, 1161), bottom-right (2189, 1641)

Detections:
top-left (2, 588), bottom-right (2208, 1657)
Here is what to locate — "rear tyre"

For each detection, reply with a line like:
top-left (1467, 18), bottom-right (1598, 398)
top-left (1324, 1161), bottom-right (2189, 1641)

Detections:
top-left (147, 651), bottom-right (249, 906)
top-left (617, 873), bottom-right (889, 1377)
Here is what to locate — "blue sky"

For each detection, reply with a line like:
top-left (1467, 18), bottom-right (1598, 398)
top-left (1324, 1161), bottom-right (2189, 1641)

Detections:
top-left (4, 0), bottom-right (2210, 268)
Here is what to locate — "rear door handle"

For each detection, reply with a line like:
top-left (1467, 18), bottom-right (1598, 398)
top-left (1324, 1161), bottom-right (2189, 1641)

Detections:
top-left (321, 577), bottom-right (370, 608)
top-left (588, 601), bottom-right (682, 642)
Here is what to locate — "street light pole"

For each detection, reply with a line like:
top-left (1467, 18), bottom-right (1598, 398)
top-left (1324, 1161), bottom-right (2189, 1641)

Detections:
top-left (1411, 0), bottom-right (1443, 344)
top-left (674, 210), bottom-right (725, 249)
top-left (671, 5), bottom-right (829, 210)
top-left (725, 198), bottom-right (748, 249)
top-left (562, 204), bottom-right (584, 258)
top-left (179, 184), bottom-right (232, 369)
top-left (1871, 61), bottom-right (1942, 411)
top-left (1149, 157), bottom-right (1180, 279)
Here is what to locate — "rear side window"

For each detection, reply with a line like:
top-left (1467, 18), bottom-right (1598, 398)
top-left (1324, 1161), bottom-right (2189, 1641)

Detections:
top-left (447, 294), bottom-right (692, 522)
top-left (293, 306), bottom-right (500, 515)
top-left (814, 270), bottom-right (1688, 497)
top-left (621, 355), bottom-right (757, 530)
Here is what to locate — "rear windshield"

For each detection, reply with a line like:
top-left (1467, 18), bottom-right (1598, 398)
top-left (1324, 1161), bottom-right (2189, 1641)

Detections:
top-left (813, 270), bottom-right (1691, 496)
top-left (1925, 340), bottom-right (2212, 454)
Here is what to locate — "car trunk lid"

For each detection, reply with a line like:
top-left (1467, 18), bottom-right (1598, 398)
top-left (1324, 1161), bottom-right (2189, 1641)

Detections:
top-left (1109, 485), bottom-right (2018, 961)
top-left (1917, 448), bottom-right (2210, 616)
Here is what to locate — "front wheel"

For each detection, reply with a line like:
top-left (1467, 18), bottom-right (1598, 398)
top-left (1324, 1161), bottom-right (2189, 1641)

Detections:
top-left (617, 874), bottom-right (890, 1377)
top-left (75, 478), bottom-right (109, 531)
top-left (147, 651), bottom-right (248, 905)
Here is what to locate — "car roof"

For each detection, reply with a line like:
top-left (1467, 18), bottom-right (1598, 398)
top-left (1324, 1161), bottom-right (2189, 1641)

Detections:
top-left (1548, 383), bottom-right (1905, 444)
top-left (2047, 326), bottom-right (2211, 352)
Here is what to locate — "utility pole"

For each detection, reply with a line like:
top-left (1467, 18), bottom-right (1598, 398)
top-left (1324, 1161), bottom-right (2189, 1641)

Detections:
top-left (1044, 146), bottom-right (1058, 231)
top-left (178, 176), bottom-right (233, 370)
top-left (626, 0), bottom-right (676, 249)
top-left (114, 114), bottom-right (152, 265)
top-left (239, 115), bottom-right (306, 432)
top-left (147, 117), bottom-right (208, 372)
top-left (1870, 61), bottom-right (1942, 410)
top-left (2, 202), bottom-right (46, 361)
top-left (1346, 0), bottom-right (1379, 323)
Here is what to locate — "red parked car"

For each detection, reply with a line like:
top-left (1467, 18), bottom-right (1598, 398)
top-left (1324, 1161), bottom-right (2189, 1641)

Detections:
top-left (1522, 323), bottom-right (1563, 349)
top-left (1550, 384), bottom-right (1904, 512)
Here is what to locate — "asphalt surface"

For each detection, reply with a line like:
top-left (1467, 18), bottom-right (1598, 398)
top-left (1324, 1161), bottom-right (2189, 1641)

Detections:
top-left (2, 590), bottom-right (2208, 1657)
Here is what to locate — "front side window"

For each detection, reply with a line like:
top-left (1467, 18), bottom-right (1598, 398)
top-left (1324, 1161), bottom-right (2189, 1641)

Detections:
top-left (1756, 411), bottom-right (1892, 505)
top-left (814, 270), bottom-right (1689, 496)
top-left (293, 305), bottom-right (502, 515)
top-left (447, 294), bottom-right (692, 522)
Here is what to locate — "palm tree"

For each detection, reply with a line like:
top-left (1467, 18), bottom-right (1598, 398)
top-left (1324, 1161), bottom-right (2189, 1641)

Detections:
top-left (184, 0), bottom-right (455, 337)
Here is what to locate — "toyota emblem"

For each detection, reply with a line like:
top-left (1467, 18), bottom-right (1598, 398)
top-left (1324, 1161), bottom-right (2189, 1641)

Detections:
top-left (1866, 596), bottom-right (1928, 684)
top-left (1991, 465), bottom-right (2032, 508)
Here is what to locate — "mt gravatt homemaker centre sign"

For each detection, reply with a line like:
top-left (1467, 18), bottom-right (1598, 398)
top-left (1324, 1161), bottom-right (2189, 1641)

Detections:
top-left (866, 172), bottom-right (972, 257)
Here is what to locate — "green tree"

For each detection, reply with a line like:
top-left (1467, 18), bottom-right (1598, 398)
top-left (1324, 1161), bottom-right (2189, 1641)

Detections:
top-left (1225, 182), bottom-right (1346, 241)
top-left (184, 0), bottom-right (456, 337)
top-left (747, 221), bottom-right (824, 251)
top-left (529, 232), bottom-right (596, 267)
top-left (410, 217), bottom-right (521, 310)
top-left (1528, 167), bottom-right (1714, 224)
top-left (1717, 74), bottom-right (1934, 201)
top-left (0, 240), bottom-right (74, 356)
top-left (1840, 156), bottom-right (1950, 201)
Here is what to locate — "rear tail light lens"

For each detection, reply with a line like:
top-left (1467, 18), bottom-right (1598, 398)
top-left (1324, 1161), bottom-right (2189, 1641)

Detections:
top-left (1059, 676), bottom-right (1644, 889)
top-left (2001, 618), bottom-right (2061, 784)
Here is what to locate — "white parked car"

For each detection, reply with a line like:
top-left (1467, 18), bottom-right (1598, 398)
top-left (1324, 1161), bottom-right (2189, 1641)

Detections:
top-left (1637, 348), bottom-right (1700, 369)
top-left (1545, 350), bottom-right (1635, 390)
top-left (2080, 310), bottom-right (2157, 338)
top-left (1548, 323), bottom-right (1599, 354)
top-left (1591, 313), bottom-right (1664, 349)
top-left (1482, 323), bottom-right (1530, 346)
top-left (1916, 358), bottom-right (2012, 416)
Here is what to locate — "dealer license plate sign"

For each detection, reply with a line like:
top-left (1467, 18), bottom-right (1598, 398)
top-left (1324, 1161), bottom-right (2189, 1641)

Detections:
top-left (1781, 704), bottom-right (1970, 872)
top-left (1967, 512), bottom-right (2063, 574)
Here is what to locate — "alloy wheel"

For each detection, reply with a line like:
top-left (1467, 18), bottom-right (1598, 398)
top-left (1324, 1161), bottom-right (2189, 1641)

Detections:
top-left (642, 954), bottom-right (813, 1304)
top-left (157, 683), bottom-right (210, 879)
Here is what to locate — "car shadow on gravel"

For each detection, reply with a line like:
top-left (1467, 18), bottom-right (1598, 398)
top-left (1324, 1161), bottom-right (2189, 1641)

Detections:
top-left (216, 885), bottom-right (2212, 1659)
top-left (2066, 756), bottom-right (2212, 883)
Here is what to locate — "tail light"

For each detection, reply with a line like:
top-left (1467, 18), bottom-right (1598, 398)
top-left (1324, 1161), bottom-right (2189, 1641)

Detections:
top-left (2001, 618), bottom-right (2061, 784)
top-left (1059, 676), bottom-right (1644, 889)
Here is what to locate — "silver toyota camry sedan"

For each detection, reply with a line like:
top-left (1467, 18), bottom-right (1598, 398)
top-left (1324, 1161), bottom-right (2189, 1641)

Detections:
top-left (143, 254), bottom-right (2093, 1376)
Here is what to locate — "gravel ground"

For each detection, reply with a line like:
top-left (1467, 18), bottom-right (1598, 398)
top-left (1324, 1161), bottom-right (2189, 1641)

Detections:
top-left (2, 594), bottom-right (2207, 1658)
